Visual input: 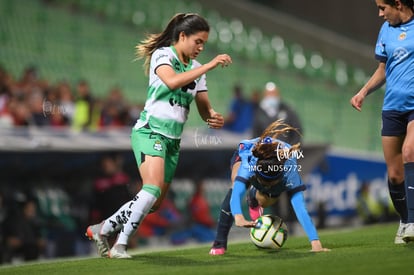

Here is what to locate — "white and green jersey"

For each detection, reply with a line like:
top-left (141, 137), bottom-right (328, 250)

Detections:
top-left (134, 46), bottom-right (207, 139)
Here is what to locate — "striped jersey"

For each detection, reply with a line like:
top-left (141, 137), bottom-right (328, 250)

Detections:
top-left (134, 46), bottom-right (207, 139)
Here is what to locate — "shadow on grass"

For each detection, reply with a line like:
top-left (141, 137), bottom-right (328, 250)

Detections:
top-left (129, 246), bottom-right (311, 267)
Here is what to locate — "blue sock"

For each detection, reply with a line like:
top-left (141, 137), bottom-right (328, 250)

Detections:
top-left (404, 162), bottom-right (414, 223)
top-left (212, 188), bottom-right (234, 249)
top-left (388, 179), bottom-right (407, 223)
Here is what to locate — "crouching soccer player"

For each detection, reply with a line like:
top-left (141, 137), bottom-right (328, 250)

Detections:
top-left (209, 120), bottom-right (330, 255)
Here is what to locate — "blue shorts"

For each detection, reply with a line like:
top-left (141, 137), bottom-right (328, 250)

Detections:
top-left (381, 110), bottom-right (414, 136)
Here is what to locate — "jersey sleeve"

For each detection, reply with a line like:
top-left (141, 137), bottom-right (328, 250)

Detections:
top-left (230, 178), bottom-right (247, 216)
top-left (193, 60), bottom-right (208, 92)
top-left (151, 48), bottom-right (172, 74)
top-left (375, 22), bottom-right (388, 62)
top-left (230, 140), bottom-right (256, 216)
top-left (236, 140), bottom-right (256, 178)
top-left (290, 192), bottom-right (319, 242)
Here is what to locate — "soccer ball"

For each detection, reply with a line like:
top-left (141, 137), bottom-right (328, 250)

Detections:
top-left (250, 215), bottom-right (288, 249)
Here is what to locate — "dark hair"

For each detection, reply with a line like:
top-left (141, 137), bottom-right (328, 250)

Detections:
top-left (383, 0), bottom-right (414, 11)
top-left (136, 13), bottom-right (210, 75)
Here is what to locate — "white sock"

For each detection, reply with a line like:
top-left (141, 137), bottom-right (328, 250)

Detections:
top-left (100, 201), bottom-right (131, 236)
top-left (115, 189), bottom-right (157, 245)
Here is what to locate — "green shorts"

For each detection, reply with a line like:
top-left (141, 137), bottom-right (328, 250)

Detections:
top-left (131, 126), bottom-right (181, 183)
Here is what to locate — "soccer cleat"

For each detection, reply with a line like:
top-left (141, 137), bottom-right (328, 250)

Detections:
top-left (85, 223), bottom-right (110, 258)
top-left (109, 245), bottom-right (132, 259)
top-left (402, 223), bottom-right (414, 243)
top-left (247, 186), bottom-right (263, 221)
top-left (209, 247), bottom-right (226, 255)
top-left (394, 222), bottom-right (406, 244)
top-left (249, 205), bottom-right (264, 221)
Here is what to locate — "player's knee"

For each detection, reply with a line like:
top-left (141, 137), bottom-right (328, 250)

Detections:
top-left (388, 174), bottom-right (404, 185)
top-left (402, 144), bottom-right (414, 163)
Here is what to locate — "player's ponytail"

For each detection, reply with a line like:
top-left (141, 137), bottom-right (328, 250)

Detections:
top-left (135, 13), bottom-right (210, 75)
top-left (251, 120), bottom-right (301, 181)
top-left (253, 120), bottom-right (301, 157)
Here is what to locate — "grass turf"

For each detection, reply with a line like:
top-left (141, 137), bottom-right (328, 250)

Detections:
top-left (1, 222), bottom-right (413, 275)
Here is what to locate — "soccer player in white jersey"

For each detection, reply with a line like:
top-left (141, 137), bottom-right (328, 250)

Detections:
top-left (350, 0), bottom-right (414, 244)
top-left (86, 13), bottom-right (232, 258)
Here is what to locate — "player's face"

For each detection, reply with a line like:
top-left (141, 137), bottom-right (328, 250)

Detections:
top-left (179, 31), bottom-right (209, 61)
top-left (376, 0), bottom-right (401, 26)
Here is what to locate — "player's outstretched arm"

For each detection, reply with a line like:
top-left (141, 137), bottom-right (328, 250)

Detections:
top-left (350, 62), bottom-right (386, 112)
top-left (234, 214), bottom-right (256, 228)
top-left (195, 92), bottom-right (224, 129)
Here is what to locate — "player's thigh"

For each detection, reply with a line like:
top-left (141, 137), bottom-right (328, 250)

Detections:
top-left (131, 128), bottom-right (166, 186)
top-left (382, 136), bottom-right (404, 182)
top-left (402, 120), bottom-right (414, 162)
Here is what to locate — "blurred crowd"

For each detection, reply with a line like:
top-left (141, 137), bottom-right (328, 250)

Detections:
top-left (0, 151), bottom-right (217, 265)
top-left (0, 64), bottom-right (307, 264)
top-left (0, 65), bottom-right (143, 130)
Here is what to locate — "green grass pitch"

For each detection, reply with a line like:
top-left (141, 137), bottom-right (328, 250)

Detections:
top-left (1, 223), bottom-right (413, 275)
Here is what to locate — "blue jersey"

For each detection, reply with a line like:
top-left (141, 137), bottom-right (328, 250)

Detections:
top-left (375, 19), bottom-right (414, 111)
top-left (230, 138), bottom-right (319, 241)
top-left (235, 138), bottom-right (304, 197)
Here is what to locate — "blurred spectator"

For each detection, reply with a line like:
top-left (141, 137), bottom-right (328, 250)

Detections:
top-left (223, 84), bottom-right (255, 134)
top-left (127, 102), bottom-right (144, 126)
top-left (42, 81), bottom-right (72, 128)
top-left (170, 180), bottom-right (215, 244)
top-left (357, 181), bottom-right (398, 224)
top-left (187, 180), bottom-right (216, 242)
top-left (9, 98), bottom-right (31, 126)
top-left (72, 80), bottom-right (95, 131)
top-left (252, 81), bottom-right (303, 144)
top-left (99, 86), bottom-right (129, 128)
top-left (0, 66), bottom-right (14, 127)
top-left (3, 192), bottom-right (46, 263)
top-left (15, 66), bottom-right (47, 97)
top-left (252, 81), bottom-right (303, 224)
top-left (35, 186), bottom-right (77, 258)
top-left (0, 66), bottom-right (146, 130)
top-left (136, 191), bottom-right (183, 247)
top-left (29, 89), bottom-right (50, 126)
top-left (56, 81), bottom-right (75, 124)
top-left (89, 154), bottom-right (134, 225)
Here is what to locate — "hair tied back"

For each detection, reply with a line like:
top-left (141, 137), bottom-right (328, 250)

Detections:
top-left (262, 136), bottom-right (272, 144)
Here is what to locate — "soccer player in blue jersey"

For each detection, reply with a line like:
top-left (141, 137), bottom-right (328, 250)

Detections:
top-left (209, 120), bottom-right (330, 255)
top-left (350, 0), bottom-right (414, 243)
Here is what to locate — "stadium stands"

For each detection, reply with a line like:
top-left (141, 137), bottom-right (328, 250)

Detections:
top-left (0, 0), bottom-right (383, 151)
top-left (0, 0), bottom-right (388, 262)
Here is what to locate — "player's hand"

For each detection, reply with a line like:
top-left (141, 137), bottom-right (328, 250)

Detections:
top-left (207, 112), bottom-right (224, 129)
top-left (310, 240), bottom-right (331, 252)
top-left (234, 214), bottom-right (256, 228)
top-left (207, 54), bottom-right (232, 69)
top-left (350, 92), bottom-right (365, 112)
